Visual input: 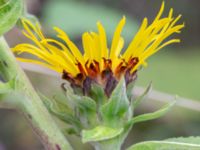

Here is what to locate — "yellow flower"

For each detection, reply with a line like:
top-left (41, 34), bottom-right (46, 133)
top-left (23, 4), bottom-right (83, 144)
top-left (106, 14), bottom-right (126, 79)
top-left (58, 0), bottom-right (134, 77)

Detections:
top-left (13, 2), bottom-right (184, 91)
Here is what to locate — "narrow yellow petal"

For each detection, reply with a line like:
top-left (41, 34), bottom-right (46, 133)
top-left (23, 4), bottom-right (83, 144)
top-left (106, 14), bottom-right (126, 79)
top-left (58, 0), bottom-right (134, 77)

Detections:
top-left (110, 16), bottom-right (126, 61)
top-left (112, 37), bottom-right (124, 70)
top-left (13, 43), bottom-right (79, 75)
top-left (21, 19), bottom-right (36, 38)
top-left (41, 38), bottom-right (75, 62)
top-left (155, 39), bottom-right (181, 52)
top-left (159, 8), bottom-right (173, 34)
top-left (122, 17), bottom-right (148, 60)
top-left (132, 18), bottom-right (172, 57)
top-left (131, 39), bottom-right (180, 74)
top-left (40, 40), bottom-right (79, 74)
top-left (22, 19), bottom-right (45, 41)
top-left (21, 20), bottom-right (49, 52)
top-left (97, 21), bottom-right (108, 70)
top-left (82, 32), bottom-right (93, 60)
top-left (154, 1), bottom-right (165, 21)
top-left (169, 15), bottom-right (182, 29)
top-left (54, 27), bottom-right (85, 66)
top-left (97, 22), bottom-right (108, 58)
top-left (90, 32), bottom-right (101, 63)
top-left (13, 44), bottom-right (54, 64)
top-left (137, 25), bottom-right (184, 68)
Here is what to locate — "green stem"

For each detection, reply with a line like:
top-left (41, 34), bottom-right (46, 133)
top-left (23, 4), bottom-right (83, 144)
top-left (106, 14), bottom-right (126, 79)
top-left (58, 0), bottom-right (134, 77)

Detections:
top-left (0, 36), bottom-right (73, 150)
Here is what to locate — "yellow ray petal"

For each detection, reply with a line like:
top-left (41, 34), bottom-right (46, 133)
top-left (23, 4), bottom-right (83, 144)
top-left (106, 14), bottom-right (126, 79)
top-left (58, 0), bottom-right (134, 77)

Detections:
top-left (13, 43), bottom-right (79, 75)
top-left (143, 24), bottom-right (184, 56)
top-left (97, 21), bottom-right (108, 70)
top-left (53, 27), bottom-right (86, 66)
top-left (90, 32), bottom-right (101, 63)
top-left (122, 17), bottom-right (148, 60)
top-left (132, 18), bottom-right (172, 57)
top-left (40, 40), bottom-right (79, 74)
top-left (155, 39), bottom-right (181, 52)
top-left (154, 1), bottom-right (165, 22)
top-left (110, 16), bottom-right (126, 61)
top-left (82, 32), bottom-right (91, 60)
top-left (41, 38), bottom-right (76, 63)
top-left (112, 37), bottom-right (124, 71)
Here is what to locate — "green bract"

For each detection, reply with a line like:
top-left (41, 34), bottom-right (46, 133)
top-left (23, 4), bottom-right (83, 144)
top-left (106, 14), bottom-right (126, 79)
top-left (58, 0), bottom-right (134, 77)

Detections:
top-left (100, 78), bottom-right (130, 127)
top-left (0, 0), bottom-right (23, 35)
top-left (41, 78), bottom-right (175, 150)
top-left (82, 126), bottom-right (124, 143)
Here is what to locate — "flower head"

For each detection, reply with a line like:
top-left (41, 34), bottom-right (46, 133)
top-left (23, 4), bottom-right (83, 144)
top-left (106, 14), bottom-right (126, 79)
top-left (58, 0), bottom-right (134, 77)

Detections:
top-left (13, 2), bottom-right (184, 95)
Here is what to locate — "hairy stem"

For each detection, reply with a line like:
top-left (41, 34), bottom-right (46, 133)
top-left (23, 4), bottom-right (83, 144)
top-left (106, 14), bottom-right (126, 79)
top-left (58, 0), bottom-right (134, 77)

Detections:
top-left (0, 36), bottom-right (73, 150)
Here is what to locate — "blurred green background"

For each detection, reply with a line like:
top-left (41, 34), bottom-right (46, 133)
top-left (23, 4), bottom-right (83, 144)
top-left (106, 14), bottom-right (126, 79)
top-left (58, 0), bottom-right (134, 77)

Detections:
top-left (1, 0), bottom-right (200, 149)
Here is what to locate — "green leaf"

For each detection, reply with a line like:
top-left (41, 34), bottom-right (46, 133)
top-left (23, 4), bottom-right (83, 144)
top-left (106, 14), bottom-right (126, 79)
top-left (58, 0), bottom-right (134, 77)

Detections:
top-left (0, 0), bottom-right (23, 35)
top-left (166, 137), bottom-right (200, 144)
top-left (42, 1), bottom-right (138, 40)
top-left (127, 137), bottom-right (200, 150)
top-left (128, 101), bottom-right (175, 125)
top-left (82, 126), bottom-right (123, 143)
top-left (132, 82), bottom-right (152, 109)
top-left (100, 78), bottom-right (129, 127)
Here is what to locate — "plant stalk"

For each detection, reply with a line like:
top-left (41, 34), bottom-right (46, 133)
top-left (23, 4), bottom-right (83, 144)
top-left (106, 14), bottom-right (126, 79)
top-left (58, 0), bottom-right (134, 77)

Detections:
top-left (93, 143), bottom-right (121, 150)
top-left (0, 36), bottom-right (73, 150)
